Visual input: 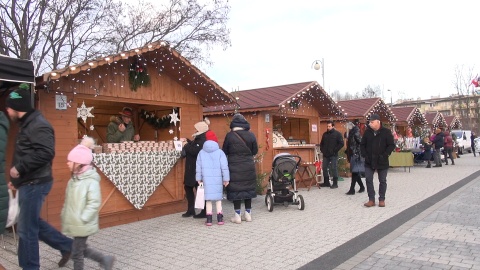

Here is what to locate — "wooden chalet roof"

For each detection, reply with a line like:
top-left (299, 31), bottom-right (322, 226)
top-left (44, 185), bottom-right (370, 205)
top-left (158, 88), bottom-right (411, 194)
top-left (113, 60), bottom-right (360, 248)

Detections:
top-left (391, 106), bottom-right (428, 126)
top-left (204, 81), bottom-right (344, 117)
top-left (424, 112), bottom-right (447, 129)
top-left (337, 97), bottom-right (397, 123)
top-left (36, 40), bottom-right (233, 107)
top-left (443, 115), bottom-right (462, 130)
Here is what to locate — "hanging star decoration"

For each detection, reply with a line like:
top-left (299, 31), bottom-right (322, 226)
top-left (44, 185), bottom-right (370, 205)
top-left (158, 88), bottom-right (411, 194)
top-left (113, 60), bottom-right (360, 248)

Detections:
top-left (77, 101), bottom-right (94, 123)
top-left (169, 109), bottom-right (180, 126)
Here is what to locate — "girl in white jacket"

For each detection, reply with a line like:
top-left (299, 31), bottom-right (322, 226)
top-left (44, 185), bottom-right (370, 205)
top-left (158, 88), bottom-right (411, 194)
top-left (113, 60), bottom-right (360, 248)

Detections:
top-left (61, 137), bottom-right (115, 270)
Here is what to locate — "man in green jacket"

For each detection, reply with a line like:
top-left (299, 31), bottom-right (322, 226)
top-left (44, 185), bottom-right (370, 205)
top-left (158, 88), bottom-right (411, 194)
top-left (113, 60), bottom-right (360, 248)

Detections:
top-left (106, 107), bottom-right (140, 143)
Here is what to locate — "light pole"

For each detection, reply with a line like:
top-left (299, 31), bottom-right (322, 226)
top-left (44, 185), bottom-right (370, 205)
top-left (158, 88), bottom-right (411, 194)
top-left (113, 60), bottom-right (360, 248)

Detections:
top-left (387, 89), bottom-right (393, 107)
top-left (311, 59), bottom-right (325, 89)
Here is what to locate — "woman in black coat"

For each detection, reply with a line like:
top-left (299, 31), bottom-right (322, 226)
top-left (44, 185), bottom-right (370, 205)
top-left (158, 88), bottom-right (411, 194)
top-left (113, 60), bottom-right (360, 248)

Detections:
top-left (181, 119), bottom-right (209, 218)
top-left (345, 119), bottom-right (365, 195)
top-left (222, 114), bottom-right (258, 224)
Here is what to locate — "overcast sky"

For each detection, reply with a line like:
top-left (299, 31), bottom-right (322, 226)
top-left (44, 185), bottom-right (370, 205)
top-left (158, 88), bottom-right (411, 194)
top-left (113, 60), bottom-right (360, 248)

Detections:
top-left (202, 0), bottom-right (480, 102)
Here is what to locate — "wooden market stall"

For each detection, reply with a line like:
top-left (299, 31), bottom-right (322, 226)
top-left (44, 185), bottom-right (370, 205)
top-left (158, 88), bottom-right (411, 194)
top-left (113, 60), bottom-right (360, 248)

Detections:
top-left (30, 41), bottom-right (233, 229)
top-left (0, 55), bottom-right (35, 221)
top-left (335, 97), bottom-right (397, 137)
top-left (424, 111), bottom-right (447, 132)
top-left (444, 115), bottom-right (462, 130)
top-left (204, 81), bottom-right (344, 191)
top-left (390, 106), bottom-right (428, 137)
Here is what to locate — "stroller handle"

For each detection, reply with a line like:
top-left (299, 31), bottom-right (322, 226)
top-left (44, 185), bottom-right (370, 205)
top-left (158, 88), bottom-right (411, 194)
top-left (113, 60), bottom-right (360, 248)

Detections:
top-left (271, 154), bottom-right (302, 168)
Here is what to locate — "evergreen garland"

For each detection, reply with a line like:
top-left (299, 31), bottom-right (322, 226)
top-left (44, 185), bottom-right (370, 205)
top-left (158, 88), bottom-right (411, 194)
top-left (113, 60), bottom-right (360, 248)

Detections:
top-left (140, 109), bottom-right (172, 129)
top-left (129, 58), bottom-right (151, 91)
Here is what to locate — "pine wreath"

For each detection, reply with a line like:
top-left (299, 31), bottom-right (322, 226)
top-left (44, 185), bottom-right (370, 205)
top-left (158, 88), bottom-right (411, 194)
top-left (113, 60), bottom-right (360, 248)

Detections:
top-left (140, 109), bottom-right (172, 129)
top-left (129, 58), bottom-right (151, 91)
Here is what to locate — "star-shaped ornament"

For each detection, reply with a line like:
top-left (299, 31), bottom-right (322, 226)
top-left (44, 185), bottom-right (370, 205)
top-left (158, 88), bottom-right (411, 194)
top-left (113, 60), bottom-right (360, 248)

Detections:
top-left (77, 101), bottom-right (94, 123)
top-left (169, 129), bottom-right (174, 134)
top-left (169, 109), bottom-right (180, 126)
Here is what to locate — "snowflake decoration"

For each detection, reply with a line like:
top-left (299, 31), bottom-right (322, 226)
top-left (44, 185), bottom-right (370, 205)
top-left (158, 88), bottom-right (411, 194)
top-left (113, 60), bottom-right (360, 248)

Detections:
top-left (169, 109), bottom-right (180, 126)
top-left (169, 129), bottom-right (174, 134)
top-left (173, 137), bottom-right (178, 141)
top-left (77, 101), bottom-right (94, 123)
top-left (90, 125), bottom-right (95, 131)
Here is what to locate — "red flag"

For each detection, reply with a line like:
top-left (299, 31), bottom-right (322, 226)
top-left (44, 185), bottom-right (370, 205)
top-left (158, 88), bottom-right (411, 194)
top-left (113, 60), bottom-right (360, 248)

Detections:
top-left (472, 75), bottom-right (479, 87)
top-left (472, 78), bottom-right (479, 87)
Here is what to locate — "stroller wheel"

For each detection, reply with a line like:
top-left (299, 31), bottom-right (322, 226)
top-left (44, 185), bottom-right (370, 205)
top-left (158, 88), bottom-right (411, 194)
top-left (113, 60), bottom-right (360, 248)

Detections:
top-left (266, 194), bottom-right (274, 212)
top-left (264, 195), bottom-right (268, 206)
top-left (297, 195), bottom-right (305, 210)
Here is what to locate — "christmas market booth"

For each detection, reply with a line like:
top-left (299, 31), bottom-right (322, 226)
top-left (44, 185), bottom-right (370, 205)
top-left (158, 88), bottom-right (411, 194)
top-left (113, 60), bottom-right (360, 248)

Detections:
top-left (424, 111), bottom-right (447, 132)
top-left (204, 81), bottom-right (344, 192)
top-left (0, 55), bottom-right (36, 205)
top-left (336, 97), bottom-right (397, 137)
top-left (34, 41), bottom-right (233, 228)
top-left (390, 106), bottom-right (428, 150)
top-left (444, 115), bottom-right (462, 130)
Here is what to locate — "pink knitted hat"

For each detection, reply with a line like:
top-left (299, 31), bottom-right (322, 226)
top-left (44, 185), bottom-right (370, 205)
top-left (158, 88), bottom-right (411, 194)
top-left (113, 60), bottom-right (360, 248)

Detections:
top-left (67, 137), bottom-right (94, 165)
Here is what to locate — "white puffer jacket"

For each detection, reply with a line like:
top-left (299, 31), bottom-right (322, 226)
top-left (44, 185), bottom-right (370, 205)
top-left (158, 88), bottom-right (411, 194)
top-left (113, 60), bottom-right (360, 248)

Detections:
top-left (61, 167), bottom-right (101, 237)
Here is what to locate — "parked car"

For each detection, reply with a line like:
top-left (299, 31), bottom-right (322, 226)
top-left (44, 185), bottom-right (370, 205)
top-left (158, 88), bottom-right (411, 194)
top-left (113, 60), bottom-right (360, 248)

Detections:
top-left (451, 129), bottom-right (472, 154)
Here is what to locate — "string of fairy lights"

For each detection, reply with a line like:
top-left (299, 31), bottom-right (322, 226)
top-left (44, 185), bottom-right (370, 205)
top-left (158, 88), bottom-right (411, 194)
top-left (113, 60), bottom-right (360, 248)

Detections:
top-left (44, 41), bottom-right (234, 109)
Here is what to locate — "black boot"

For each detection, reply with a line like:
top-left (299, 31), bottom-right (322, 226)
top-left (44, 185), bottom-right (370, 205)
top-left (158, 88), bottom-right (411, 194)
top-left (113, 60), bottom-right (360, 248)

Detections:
top-left (357, 176), bottom-right (365, 193)
top-left (182, 209), bottom-right (195, 217)
top-left (330, 177), bottom-right (338, 189)
top-left (346, 178), bottom-right (355, 195)
top-left (217, 213), bottom-right (224, 225)
top-left (426, 163), bottom-right (431, 168)
top-left (194, 209), bottom-right (207, 219)
top-left (320, 176), bottom-right (330, 187)
top-left (205, 214), bottom-right (213, 226)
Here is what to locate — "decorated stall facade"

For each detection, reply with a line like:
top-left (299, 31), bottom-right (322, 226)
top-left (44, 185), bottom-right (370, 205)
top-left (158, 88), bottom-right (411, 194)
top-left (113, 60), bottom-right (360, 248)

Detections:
top-left (335, 97), bottom-right (397, 137)
top-left (424, 111), bottom-right (447, 132)
top-left (204, 81), bottom-right (344, 191)
top-left (444, 115), bottom-right (462, 130)
top-left (390, 106), bottom-right (428, 150)
top-left (33, 41), bottom-right (233, 228)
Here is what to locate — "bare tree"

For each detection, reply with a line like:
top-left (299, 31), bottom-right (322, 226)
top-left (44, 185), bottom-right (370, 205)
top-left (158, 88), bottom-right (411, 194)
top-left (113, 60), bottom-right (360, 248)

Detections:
top-left (362, 85), bottom-right (381, 98)
top-left (0, 0), bottom-right (231, 75)
top-left (451, 65), bottom-right (479, 131)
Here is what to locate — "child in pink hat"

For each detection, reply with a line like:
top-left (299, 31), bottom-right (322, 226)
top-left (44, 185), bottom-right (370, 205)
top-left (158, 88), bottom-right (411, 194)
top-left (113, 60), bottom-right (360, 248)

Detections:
top-left (61, 137), bottom-right (115, 269)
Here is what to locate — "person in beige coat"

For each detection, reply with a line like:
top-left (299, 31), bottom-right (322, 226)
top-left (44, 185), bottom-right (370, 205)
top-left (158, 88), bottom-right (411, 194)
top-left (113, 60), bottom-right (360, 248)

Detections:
top-left (61, 137), bottom-right (115, 270)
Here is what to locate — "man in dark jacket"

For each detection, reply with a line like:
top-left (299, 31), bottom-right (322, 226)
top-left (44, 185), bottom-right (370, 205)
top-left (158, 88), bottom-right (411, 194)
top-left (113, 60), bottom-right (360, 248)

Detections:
top-left (0, 111), bottom-right (9, 236)
top-left (432, 128), bottom-right (444, 167)
top-left (6, 86), bottom-right (73, 269)
top-left (360, 114), bottom-right (395, 207)
top-left (320, 121), bottom-right (344, 189)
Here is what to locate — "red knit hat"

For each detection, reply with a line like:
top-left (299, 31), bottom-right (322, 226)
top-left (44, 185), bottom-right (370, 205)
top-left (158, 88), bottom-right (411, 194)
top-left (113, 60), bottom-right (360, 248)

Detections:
top-left (205, 130), bottom-right (218, 142)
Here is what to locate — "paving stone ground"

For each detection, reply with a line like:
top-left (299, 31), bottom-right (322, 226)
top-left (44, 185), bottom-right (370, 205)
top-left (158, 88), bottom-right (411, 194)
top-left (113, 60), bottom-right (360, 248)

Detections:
top-left (1, 154), bottom-right (479, 270)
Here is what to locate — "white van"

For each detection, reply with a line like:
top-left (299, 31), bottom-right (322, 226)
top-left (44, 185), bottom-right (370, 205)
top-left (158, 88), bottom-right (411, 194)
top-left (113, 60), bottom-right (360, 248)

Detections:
top-left (450, 130), bottom-right (472, 154)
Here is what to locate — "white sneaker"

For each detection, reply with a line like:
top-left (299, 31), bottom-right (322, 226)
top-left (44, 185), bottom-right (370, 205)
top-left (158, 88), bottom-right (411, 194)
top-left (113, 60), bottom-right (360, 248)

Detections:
top-left (230, 212), bottom-right (241, 224)
top-left (244, 211), bottom-right (252, 222)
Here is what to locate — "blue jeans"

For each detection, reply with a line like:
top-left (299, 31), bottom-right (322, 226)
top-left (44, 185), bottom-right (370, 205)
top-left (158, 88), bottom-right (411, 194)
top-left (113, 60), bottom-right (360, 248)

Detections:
top-left (322, 155), bottom-right (338, 179)
top-left (17, 181), bottom-right (73, 270)
top-left (364, 166), bottom-right (388, 201)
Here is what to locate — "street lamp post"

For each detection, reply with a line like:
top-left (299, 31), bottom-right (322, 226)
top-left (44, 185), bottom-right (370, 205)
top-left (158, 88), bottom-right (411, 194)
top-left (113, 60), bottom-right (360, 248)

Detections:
top-left (387, 89), bottom-right (393, 107)
top-left (311, 58), bottom-right (325, 89)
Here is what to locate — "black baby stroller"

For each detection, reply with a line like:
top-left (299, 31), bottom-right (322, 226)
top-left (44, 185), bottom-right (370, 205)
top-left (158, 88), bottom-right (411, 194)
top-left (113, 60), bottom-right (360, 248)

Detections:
top-left (265, 153), bottom-right (305, 211)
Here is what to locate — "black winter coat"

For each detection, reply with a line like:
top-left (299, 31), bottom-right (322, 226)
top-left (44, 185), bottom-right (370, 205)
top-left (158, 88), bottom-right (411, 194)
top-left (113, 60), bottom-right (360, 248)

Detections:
top-left (222, 130), bottom-right (258, 201)
top-left (182, 133), bottom-right (206, 187)
top-left (10, 110), bottom-right (55, 188)
top-left (432, 132), bottom-right (444, 149)
top-left (320, 128), bottom-right (344, 157)
top-left (0, 112), bottom-right (9, 234)
top-left (360, 126), bottom-right (395, 170)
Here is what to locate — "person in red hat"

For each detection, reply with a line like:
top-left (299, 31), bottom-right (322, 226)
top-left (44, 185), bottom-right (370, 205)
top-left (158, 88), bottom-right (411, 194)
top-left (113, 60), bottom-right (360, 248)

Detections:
top-left (106, 107), bottom-right (140, 143)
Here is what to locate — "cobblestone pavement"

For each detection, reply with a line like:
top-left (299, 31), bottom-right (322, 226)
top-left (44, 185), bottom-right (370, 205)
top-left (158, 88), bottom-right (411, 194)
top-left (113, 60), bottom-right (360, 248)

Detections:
top-left (1, 154), bottom-right (479, 270)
